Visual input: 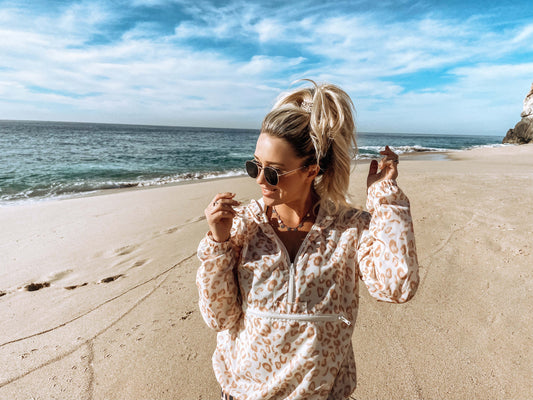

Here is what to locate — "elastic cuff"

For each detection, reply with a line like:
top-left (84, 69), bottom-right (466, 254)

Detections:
top-left (197, 232), bottom-right (233, 258)
top-left (207, 230), bottom-right (231, 243)
top-left (368, 178), bottom-right (397, 193)
top-left (366, 179), bottom-right (401, 212)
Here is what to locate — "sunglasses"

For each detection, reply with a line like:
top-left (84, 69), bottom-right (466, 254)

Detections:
top-left (245, 160), bottom-right (307, 186)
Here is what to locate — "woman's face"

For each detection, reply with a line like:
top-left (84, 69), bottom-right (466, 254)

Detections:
top-left (253, 133), bottom-right (316, 207)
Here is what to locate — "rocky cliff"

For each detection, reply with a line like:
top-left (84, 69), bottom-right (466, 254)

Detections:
top-left (503, 83), bottom-right (533, 144)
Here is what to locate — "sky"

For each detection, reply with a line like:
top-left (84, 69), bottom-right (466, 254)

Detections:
top-left (0, 0), bottom-right (532, 135)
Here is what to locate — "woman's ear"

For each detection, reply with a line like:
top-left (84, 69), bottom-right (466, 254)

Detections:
top-left (306, 164), bottom-right (320, 181)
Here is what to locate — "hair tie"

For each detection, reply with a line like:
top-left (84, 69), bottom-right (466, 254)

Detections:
top-left (301, 99), bottom-right (313, 113)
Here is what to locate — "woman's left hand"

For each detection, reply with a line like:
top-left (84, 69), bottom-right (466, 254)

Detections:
top-left (367, 145), bottom-right (399, 188)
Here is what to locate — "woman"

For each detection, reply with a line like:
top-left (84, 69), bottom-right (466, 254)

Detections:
top-left (196, 81), bottom-right (419, 400)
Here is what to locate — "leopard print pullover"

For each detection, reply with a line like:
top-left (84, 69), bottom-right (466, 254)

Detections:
top-left (197, 179), bottom-right (419, 400)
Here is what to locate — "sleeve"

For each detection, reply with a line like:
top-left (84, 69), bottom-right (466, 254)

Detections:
top-left (357, 179), bottom-right (419, 303)
top-left (196, 218), bottom-right (244, 331)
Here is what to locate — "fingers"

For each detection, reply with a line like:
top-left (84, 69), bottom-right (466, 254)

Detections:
top-left (211, 192), bottom-right (235, 205)
top-left (378, 145), bottom-right (398, 166)
top-left (375, 146), bottom-right (399, 181)
top-left (379, 145), bottom-right (395, 156)
top-left (369, 159), bottom-right (379, 176)
top-left (366, 159), bottom-right (381, 189)
top-left (208, 193), bottom-right (241, 217)
top-left (379, 145), bottom-right (399, 164)
top-left (204, 193), bottom-right (240, 243)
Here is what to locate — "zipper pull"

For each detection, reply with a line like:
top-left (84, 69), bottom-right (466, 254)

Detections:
top-left (338, 315), bottom-right (352, 326)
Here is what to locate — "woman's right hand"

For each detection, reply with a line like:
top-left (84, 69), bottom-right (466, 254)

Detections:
top-left (205, 192), bottom-right (241, 242)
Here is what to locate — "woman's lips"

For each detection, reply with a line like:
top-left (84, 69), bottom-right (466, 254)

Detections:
top-left (261, 187), bottom-right (277, 197)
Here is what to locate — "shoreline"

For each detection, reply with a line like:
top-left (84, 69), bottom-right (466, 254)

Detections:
top-left (0, 144), bottom-right (512, 208)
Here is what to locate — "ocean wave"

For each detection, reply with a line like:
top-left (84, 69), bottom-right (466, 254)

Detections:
top-left (465, 143), bottom-right (512, 150)
top-left (136, 169), bottom-right (245, 186)
top-left (356, 142), bottom-right (512, 159)
top-left (0, 169), bottom-right (248, 205)
top-left (356, 145), bottom-right (448, 159)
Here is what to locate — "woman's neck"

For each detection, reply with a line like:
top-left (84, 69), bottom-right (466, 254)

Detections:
top-left (273, 191), bottom-right (318, 226)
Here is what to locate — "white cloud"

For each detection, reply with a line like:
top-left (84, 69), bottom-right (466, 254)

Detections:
top-left (172, 1), bottom-right (263, 40)
top-left (238, 55), bottom-right (306, 76)
top-left (0, 0), bottom-right (531, 133)
top-left (355, 63), bottom-right (533, 134)
top-left (254, 18), bottom-right (286, 43)
top-left (0, 9), bottom-right (280, 126)
top-left (57, 2), bottom-right (110, 32)
top-left (511, 23), bottom-right (533, 46)
top-left (130, 0), bottom-right (178, 6)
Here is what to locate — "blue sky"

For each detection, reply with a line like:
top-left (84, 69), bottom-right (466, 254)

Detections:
top-left (0, 0), bottom-right (532, 134)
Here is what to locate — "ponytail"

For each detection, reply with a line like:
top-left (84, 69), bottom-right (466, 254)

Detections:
top-left (261, 80), bottom-right (357, 214)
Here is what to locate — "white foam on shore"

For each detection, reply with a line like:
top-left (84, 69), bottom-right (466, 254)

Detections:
top-left (1, 144), bottom-right (514, 206)
top-left (0, 169), bottom-right (248, 206)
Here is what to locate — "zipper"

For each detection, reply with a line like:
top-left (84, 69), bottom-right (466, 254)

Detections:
top-left (338, 315), bottom-right (352, 326)
top-left (288, 262), bottom-right (295, 305)
top-left (245, 307), bottom-right (352, 326)
top-left (263, 206), bottom-right (338, 316)
top-left (268, 221), bottom-right (312, 306)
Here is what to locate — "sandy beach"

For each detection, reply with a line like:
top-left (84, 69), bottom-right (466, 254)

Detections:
top-left (1, 144), bottom-right (532, 400)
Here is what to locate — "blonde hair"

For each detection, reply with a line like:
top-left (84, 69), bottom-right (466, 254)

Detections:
top-left (261, 80), bottom-right (357, 214)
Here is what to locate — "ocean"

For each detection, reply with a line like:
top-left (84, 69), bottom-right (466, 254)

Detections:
top-left (0, 120), bottom-right (505, 205)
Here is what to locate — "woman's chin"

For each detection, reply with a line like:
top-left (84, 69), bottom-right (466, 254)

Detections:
top-left (261, 187), bottom-right (279, 202)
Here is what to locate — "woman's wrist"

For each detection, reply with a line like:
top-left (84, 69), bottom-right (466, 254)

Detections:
top-left (208, 231), bottom-right (230, 243)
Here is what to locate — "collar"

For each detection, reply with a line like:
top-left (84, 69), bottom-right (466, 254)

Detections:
top-left (246, 198), bottom-right (337, 231)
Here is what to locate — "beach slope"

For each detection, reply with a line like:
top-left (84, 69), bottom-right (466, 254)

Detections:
top-left (1, 145), bottom-right (532, 399)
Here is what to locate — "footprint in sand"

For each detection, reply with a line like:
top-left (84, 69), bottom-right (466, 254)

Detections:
top-left (21, 270), bottom-right (78, 293)
top-left (25, 282), bottom-right (51, 292)
top-left (165, 227), bottom-right (180, 234)
top-left (186, 215), bottom-right (206, 224)
top-left (130, 259), bottom-right (148, 269)
top-left (62, 274), bottom-right (125, 290)
top-left (64, 282), bottom-right (89, 290)
top-left (98, 274), bottom-right (125, 284)
top-left (115, 245), bottom-right (138, 256)
top-left (181, 310), bottom-right (194, 320)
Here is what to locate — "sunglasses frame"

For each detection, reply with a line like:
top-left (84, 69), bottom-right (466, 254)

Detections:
top-left (245, 160), bottom-right (307, 186)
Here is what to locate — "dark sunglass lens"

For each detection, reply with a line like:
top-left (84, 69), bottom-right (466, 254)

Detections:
top-left (264, 167), bottom-right (279, 186)
top-left (245, 161), bottom-right (259, 178)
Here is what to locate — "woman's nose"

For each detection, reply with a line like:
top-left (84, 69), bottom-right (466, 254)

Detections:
top-left (256, 167), bottom-right (267, 185)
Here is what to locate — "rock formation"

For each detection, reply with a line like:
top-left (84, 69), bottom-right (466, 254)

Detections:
top-left (503, 83), bottom-right (533, 144)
